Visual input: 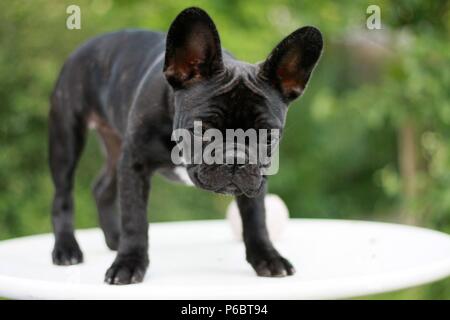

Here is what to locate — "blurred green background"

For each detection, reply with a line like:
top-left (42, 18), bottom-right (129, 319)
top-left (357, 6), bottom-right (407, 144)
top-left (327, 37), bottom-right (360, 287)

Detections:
top-left (0, 0), bottom-right (449, 299)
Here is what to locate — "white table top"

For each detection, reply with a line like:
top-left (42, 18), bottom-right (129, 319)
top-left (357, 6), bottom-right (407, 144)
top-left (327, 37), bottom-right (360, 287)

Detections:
top-left (0, 219), bottom-right (450, 299)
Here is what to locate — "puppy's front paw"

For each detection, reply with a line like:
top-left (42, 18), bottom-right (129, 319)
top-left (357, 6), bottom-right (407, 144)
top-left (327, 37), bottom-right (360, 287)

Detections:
top-left (105, 254), bottom-right (149, 285)
top-left (52, 234), bottom-right (83, 265)
top-left (248, 252), bottom-right (295, 277)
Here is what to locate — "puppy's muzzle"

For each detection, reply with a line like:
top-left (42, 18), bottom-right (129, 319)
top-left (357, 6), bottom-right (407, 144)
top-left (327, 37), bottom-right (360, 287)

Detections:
top-left (192, 143), bottom-right (264, 197)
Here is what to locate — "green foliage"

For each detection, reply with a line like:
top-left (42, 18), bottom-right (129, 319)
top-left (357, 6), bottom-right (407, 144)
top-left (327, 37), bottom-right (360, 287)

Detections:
top-left (0, 0), bottom-right (449, 298)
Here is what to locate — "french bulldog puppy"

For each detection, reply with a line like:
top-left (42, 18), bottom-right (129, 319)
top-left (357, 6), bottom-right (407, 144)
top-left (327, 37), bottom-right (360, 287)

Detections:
top-left (48, 7), bottom-right (323, 284)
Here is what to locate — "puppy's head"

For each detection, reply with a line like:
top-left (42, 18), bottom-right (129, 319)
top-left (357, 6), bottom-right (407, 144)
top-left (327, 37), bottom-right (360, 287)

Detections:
top-left (164, 7), bottom-right (323, 197)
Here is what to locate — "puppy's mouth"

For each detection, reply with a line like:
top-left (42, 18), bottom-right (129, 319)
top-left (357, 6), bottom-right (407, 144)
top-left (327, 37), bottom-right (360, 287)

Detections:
top-left (215, 183), bottom-right (242, 195)
top-left (190, 166), bottom-right (265, 198)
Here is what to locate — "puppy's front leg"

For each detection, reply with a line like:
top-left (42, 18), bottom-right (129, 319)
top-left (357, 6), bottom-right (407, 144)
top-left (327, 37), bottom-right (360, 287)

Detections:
top-left (105, 150), bottom-right (151, 285)
top-left (237, 187), bottom-right (295, 277)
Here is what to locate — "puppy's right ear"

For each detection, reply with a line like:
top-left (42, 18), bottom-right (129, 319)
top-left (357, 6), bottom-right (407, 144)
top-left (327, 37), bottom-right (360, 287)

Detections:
top-left (164, 7), bottom-right (223, 89)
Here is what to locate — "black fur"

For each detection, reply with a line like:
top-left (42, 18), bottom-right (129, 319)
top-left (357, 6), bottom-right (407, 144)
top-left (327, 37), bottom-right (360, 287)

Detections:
top-left (48, 7), bottom-right (322, 284)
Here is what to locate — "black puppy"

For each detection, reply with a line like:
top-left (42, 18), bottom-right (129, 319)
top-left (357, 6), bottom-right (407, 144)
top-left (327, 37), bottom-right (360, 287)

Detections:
top-left (49, 7), bottom-right (322, 285)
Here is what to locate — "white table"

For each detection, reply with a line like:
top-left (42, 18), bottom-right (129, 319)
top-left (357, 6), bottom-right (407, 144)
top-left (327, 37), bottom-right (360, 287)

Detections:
top-left (0, 219), bottom-right (449, 299)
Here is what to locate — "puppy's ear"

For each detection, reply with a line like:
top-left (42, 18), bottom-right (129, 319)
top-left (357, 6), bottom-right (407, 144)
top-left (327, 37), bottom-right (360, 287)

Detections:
top-left (164, 7), bottom-right (223, 89)
top-left (260, 26), bottom-right (323, 102)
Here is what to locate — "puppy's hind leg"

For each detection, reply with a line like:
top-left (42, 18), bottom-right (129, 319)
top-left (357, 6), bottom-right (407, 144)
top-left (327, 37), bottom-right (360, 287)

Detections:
top-left (49, 97), bottom-right (87, 265)
top-left (92, 166), bottom-right (120, 250)
top-left (91, 116), bottom-right (122, 250)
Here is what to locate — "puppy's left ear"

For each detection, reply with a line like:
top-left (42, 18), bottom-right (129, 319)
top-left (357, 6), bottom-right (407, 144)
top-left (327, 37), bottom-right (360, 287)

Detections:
top-left (164, 7), bottom-right (223, 89)
top-left (260, 26), bottom-right (323, 102)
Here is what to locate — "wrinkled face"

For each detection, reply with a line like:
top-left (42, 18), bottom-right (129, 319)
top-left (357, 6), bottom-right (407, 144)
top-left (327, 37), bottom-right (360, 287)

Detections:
top-left (172, 63), bottom-right (286, 197)
top-left (164, 8), bottom-right (323, 197)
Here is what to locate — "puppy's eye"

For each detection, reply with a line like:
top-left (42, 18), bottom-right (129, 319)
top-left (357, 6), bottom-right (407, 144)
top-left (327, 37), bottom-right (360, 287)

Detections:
top-left (194, 132), bottom-right (211, 142)
top-left (191, 124), bottom-right (212, 142)
top-left (192, 129), bottom-right (202, 138)
top-left (259, 131), bottom-right (280, 146)
top-left (269, 135), bottom-right (280, 146)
